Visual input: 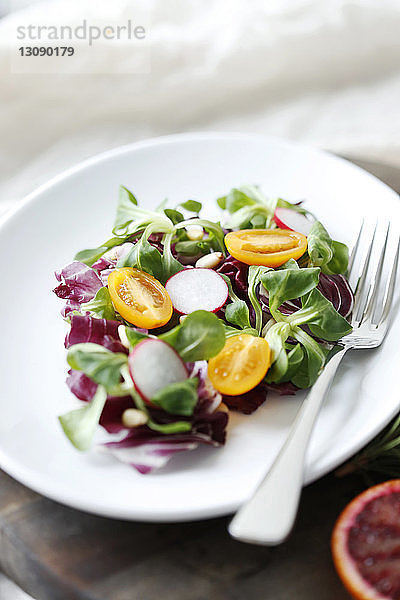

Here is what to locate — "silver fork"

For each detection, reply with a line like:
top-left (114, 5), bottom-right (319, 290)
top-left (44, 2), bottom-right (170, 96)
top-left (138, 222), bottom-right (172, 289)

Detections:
top-left (229, 222), bottom-right (400, 546)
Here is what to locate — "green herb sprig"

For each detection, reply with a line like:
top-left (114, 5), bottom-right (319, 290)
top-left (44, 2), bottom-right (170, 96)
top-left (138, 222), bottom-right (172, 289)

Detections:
top-left (336, 413), bottom-right (400, 483)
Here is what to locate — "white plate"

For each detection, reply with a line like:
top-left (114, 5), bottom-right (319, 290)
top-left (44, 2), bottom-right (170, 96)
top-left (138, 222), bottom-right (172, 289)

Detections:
top-left (0, 133), bottom-right (399, 522)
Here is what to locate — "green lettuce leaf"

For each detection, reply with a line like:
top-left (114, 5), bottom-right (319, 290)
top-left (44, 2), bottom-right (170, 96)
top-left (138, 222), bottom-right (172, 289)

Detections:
top-left (219, 273), bottom-right (251, 330)
top-left (259, 260), bottom-right (320, 318)
top-left (117, 236), bottom-right (165, 281)
top-left (248, 265), bottom-right (273, 334)
top-left (113, 185), bottom-right (174, 237)
top-left (128, 385), bottom-right (192, 434)
top-left (290, 327), bottom-right (328, 388)
top-left (287, 288), bottom-right (353, 341)
top-left (308, 221), bottom-right (349, 275)
top-left (151, 379), bottom-right (198, 416)
top-left (160, 310), bottom-right (225, 361)
top-left (59, 385), bottom-right (107, 451)
top-left (81, 287), bottom-right (116, 320)
top-left (225, 300), bottom-right (251, 330)
top-left (174, 219), bottom-right (226, 255)
top-left (264, 322), bottom-right (291, 382)
top-left (217, 185), bottom-right (313, 230)
top-left (179, 200), bottom-right (202, 213)
top-left (74, 237), bottom-right (125, 267)
top-left (67, 343), bottom-right (128, 393)
top-left (123, 327), bottom-right (149, 347)
top-left (164, 208), bottom-right (184, 224)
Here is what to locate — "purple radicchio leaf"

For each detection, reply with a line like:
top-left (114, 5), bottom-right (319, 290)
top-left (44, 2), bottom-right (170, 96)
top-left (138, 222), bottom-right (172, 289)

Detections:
top-left (99, 396), bottom-right (133, 433)
top-left (65, 315), bottom-right (127, 353)
top-left (66, 369), bottom-right (97, 401)
top-left (317, 273), bottom-right (354, 318)
top-left (103, 410), bottom-right (228, 474)
top-left (187, 361), bottom-right (222, 414)
top-left (65, 349), bottom-right (227, 473)
top-left (216, 255), bottom-right (256, 325)
top-left (61, 300), bottom-right (88, 319)
top-left (66, 366), bottom-right (228, 468)
top-left (67, 370), bottom-right (132, 434)
top-left (223, 380), bottom-right (298, 415)
top-left (101, 361), bottom-right (226, 474)
top-left (66, 370), bottom-right (132, 434)
top-left (217, 255), bottom-right (249, 299)
top-left (54, 261), bottom-right (102, 303)
top-left (258, 272), bottom-right (354, 321)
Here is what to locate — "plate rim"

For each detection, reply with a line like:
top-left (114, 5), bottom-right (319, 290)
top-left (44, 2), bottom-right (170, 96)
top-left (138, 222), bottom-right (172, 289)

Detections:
top-left (1, 131), bottom-right (397, 232)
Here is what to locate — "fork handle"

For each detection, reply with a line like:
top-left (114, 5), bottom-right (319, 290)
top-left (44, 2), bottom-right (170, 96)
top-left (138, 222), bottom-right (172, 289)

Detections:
top-left (228, 347), bottom-right (347, 546)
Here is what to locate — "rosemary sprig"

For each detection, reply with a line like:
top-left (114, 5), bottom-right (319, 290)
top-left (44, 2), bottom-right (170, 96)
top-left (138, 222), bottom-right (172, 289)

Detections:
top-left (335, 412), bottom-right (400, 484)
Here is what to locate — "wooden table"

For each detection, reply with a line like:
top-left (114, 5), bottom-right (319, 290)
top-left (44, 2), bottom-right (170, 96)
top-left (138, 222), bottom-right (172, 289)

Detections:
top-left (0, 157), bottom-right (398, 600)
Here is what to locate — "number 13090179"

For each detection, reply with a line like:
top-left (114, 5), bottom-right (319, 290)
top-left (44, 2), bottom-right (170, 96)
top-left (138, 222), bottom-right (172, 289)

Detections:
top-left (19, 46), bottom-right (75, 57)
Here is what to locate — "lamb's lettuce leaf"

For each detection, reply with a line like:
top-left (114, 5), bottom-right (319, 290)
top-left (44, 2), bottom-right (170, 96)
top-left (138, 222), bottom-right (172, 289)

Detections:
top-left (179, 200), bottom-right (202, 213)
top-left (325, 241), bottom-right (349, 275)
top-left (217, 185), bottom-right (313, 230)
top-left (124, 327), bottom-right (149, 347)
top-left (248, 265), bottom-right (272, 334)
top-left (307, 221), bottom-right (349, 275)
top-left (151, 379), bottom-right (199, 416)
top-left (164, 208), bottom-right (184, 224)
top-left (116, 226), bottom-right (183, 283)
top-left (219, 273), bottom-right (251, 330)
top-left (290, 326), bottom-right (328, 388)
top-left (259, 259), bottom-right (320, 318)
top-left (174, 238), bottom-right (214, 258)
top-left (117, 235), bottom-right (165, 280)
top-left (161, 232), bottom-right (186, 280)
top-left (113, 185), bottom-right (174, 237)
top-left (160, 310), bottom-right (225, 361)
top-left (80, 287), bottom-right (116, 320)
top-left (67, 343), bottom-right (128, 393)
top-left (264, 322), bottom-right (291, 382)
top-left (258, 259), bottom-right (351, 341)
top-left (281, 344), bottom-right (304, 383)
top-left (59, 385), bottom-right (107, 451)
top-left (74, 237), bottom-right (125, 267)
top-left (128, 384), bottom-right (192, 434)
top-left (174, 219), bottom-right (226, 256)
top-left (75, 186), bottom-right (174, 266)
top-left (287, 288), bottom-right (353, 341)
top-left (258, 258), bottom-right (351, 386)
top-left (225, 300), bottom-right (251, 330)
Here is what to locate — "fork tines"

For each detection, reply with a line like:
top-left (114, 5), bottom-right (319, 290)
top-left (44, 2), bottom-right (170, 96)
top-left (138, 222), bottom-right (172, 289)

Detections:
top-left (349, 221), bottom-right (399, 329)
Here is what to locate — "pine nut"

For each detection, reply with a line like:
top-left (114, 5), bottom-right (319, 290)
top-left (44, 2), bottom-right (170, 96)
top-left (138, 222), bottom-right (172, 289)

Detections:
top-left (179, 315), bottom-right (188, 323)
top-left (195, 252), bottom-right (223, 269)
top-left (216, 402), bottom-right (229, 413)
top-left (122, 408), bottom-right (148, 428)
top-left (118, 325), bottom-right (130, 348)
top-left (186, 225), bottom-right (204, 241)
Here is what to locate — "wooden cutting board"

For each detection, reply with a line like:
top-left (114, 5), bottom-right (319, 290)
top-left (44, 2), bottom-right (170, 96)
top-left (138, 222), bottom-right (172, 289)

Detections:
top-left (0, 157), bottom-right (398, 600)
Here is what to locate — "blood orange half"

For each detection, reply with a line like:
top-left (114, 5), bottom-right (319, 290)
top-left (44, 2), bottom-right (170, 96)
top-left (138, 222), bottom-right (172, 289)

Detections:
top-left (332, 480), bottom-right (400, 600)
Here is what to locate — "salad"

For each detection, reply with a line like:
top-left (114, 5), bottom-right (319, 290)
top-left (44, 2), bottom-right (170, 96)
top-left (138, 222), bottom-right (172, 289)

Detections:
top-left (53, 184), bottom-right (353, 473)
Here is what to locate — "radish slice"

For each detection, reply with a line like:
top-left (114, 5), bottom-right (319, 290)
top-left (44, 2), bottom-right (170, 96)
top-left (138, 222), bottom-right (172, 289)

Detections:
top-left (165, 268), bottom-right (229, 314)
top-left (129, 339), bottom-right (188, 403)
top-left (274, 207), bottom-right (313, 236)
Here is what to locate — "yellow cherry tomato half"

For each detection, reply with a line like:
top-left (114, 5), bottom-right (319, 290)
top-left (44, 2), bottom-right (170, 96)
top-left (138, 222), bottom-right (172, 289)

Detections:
top-left (224, 228), bottom-right (307, 267)
top-left (108, 267), bottom-right (173, 329)
top-left (208, 334), bottom-right (271, 396)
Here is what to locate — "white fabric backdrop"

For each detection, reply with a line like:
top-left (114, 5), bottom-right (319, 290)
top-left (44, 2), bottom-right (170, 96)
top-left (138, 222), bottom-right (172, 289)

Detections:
top-left (0, 0), bottom-right (400, 217)
top-left (0, 0), bottom-right (399, 597)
